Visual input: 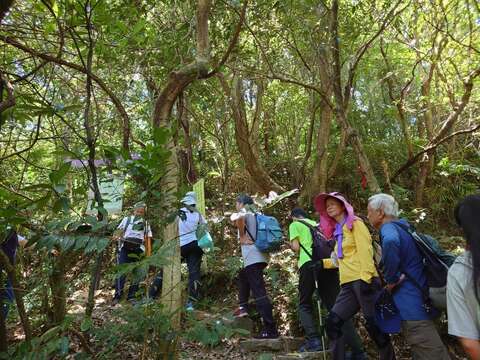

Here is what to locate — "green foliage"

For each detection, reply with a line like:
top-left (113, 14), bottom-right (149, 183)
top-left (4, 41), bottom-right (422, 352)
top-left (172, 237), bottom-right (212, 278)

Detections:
top-left (92, 302), bottom-right (173, 358)
top-left (2, 320), bottom-right (72, 360)
top-left (185, 315), bottom-right (250, 347)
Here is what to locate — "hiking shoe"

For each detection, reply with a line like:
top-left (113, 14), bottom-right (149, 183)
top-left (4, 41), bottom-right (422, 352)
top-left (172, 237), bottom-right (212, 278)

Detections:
top-left (299, 337), bottom-right (323, 352)
top-left (185, 301), bottom-right (194, 312)
top-left (254, 330), bottom-right (279, 339)
top-left (233, 307), bottom-right (248, 318)
top-left (346, 351), bottom-right (368, 360)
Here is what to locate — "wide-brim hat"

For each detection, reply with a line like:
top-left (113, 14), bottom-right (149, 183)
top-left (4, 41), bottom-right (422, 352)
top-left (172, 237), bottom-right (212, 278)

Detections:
top-left (313, 192), bottom-right (356, 239)
top-left (181, 191), bottom-right (197, 206)
top-left (134, 201), bottom-right (146, 209)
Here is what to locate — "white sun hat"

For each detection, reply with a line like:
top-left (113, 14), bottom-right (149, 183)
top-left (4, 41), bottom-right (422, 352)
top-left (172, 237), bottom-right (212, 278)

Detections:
top-left (181, 191), bottom-right (197, 206)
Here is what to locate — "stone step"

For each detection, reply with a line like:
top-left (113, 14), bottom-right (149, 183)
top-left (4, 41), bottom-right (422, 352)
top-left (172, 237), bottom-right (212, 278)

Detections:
top-left (240, 337), bottom-right (304, 353)
top-left (275, 351), bottom-right (330, 360)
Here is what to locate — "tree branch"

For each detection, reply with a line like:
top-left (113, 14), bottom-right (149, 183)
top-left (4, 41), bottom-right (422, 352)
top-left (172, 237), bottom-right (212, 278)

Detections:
top-left (0, 116), bottom-right (41, 161)
top-left (0, 35), bottom-right (131, 151)
top-left (392, 121), bottom-right (480, 181)
top-left (343, 0), bottom-right (409, 105)
top-left (205, 0), bottom-right (248, 77)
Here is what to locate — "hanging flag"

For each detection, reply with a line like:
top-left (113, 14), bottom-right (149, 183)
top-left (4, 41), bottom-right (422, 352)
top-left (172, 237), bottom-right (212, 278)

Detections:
top-left (193, 178), bottom-right (206, 216)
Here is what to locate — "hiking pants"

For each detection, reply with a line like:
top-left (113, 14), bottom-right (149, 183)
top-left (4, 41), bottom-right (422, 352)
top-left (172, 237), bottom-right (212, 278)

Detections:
top-left (0, 276), bottom-right (14, 318)
top-left (401, 320), bottom-right (450, 360)
top-left (238, 262), bottom-right (277, 333)
top-left (181, 241), bottom-right (203, 302)
top-left (298, 262), bottom-right (363, 354)
top-left (326, 278), bottom-right (395, 360)
top-left (114, 246), bottom-right (143, 300)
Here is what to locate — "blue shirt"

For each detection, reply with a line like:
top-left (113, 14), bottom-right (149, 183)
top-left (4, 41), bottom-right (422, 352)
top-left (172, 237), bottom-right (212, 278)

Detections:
top-left (380, 219), bottom-right (431, 321)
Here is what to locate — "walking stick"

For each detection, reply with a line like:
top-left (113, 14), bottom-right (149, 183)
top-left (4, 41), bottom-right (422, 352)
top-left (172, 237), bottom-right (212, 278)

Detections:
top-left (312, 261), bottom-right (328, 360)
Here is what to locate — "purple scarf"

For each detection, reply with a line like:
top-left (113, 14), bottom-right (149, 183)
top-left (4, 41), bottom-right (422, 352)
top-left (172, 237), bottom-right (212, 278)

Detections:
top-left (334, 220), bottom-right (346, 259)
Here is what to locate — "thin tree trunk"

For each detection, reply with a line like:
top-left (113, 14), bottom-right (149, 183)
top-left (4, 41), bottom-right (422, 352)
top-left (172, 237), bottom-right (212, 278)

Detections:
top-left (178, 93), bottom-right (197, 184)
top-left (49, 254), bottom-right (67, 325)
top-left (81, 3), bottom-right (105, 318)
top-left (380, 42), bottom-right (414, 159)
top-left (328, 127), bottom-right (347, 180)
top-left (299, 96), bottom-right (333, 204)
top-left (298, 90), bottom-right (317, 187)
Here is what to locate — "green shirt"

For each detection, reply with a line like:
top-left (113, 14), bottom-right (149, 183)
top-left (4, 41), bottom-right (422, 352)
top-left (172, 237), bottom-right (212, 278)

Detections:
top-left (289, 218), bottom-right (317, 269)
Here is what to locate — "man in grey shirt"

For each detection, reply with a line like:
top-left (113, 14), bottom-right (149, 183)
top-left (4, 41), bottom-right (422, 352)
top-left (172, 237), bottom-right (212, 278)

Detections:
top-left (231, 194), bottom-right (278, 339)
top-left (448, 194), bottom-right (480, 359)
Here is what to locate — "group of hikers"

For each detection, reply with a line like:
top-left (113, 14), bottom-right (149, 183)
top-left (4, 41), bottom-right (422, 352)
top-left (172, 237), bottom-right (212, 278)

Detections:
top-left (2, 190), bottom-right (480, 359)
top-left (110, 190), bottom-right (480, 359)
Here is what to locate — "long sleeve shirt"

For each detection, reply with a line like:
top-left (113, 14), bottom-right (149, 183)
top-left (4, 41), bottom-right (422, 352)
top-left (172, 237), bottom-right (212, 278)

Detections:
top-left (323, 219), bottom-right (377, 285)
top-left (380, 219), bottom-right (431, 320)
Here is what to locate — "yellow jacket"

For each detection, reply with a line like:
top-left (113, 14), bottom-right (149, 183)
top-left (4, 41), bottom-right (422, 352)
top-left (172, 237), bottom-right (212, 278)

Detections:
top-left (323, 219), bottom-right (378, 285)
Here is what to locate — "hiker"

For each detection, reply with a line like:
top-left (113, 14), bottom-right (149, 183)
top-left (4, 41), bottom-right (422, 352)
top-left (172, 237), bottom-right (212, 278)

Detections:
top-left (0, 229), bottom-right (27, 318)
top-left (314, 192), bottom-right (395, 360)
top-left (148, 192), bottom-right (206, 310)
top-left (177, 191), bottom-right (206, 310)
top-left (367, 193), bottom-right (450, 359)
top-left (113, 201), bottom-right (152, 304)
top-left (448, 194), bottom-right (480, 359)
top-left (231, 194), bottom-right (279, 339)
top-left (288, 208), bottom-right (366, 358)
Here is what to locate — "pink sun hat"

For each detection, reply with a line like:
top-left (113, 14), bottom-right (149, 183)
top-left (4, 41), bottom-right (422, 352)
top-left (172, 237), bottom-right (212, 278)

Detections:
top-left (313, 192), bottom-right (357, 239)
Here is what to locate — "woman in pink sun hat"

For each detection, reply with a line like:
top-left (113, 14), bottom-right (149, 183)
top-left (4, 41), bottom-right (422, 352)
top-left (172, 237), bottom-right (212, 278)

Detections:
top-left (313, 192), bottom-right (396, 360)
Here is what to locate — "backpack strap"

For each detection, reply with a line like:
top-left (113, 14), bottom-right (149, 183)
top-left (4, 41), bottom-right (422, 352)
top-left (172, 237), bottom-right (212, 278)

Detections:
top-left (387, 222), bottom-right (433, 302)
top-left (298, 240), bottom-right (314, 261)
top-left (294, 220), bottom-right (315, 261)
top-left (240, 212), bottom-right (257, 243)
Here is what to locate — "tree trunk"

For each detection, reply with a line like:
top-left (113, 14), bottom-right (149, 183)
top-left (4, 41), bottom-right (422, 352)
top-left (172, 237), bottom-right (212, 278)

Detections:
top-left (414, 63), bottom-right (435, 207)
top-left (152, 0), bottom-right (212, 334)
top-left (380, 46), bottom-right (414, 159)
top-left (49, 254), bottom-right (67, 325)
top-left (224, 75), bottom-right (284, 194)
top-left (299, 38), bottom-right (333, 204)
top-left (178, 94), bottom-right (197, 184)
top-left (299, 95), bottom-right (333, 204)
top-left (329, 0), bottom-right (381, 193)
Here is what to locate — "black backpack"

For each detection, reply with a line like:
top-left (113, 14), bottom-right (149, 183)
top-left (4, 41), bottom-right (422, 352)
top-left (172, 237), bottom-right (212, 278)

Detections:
top-left (392, 222), bottom-right (455, 288)
top-left (296, 220), bottom-right (334, 262)
top-left (390, 221), bottom-right (456, 311)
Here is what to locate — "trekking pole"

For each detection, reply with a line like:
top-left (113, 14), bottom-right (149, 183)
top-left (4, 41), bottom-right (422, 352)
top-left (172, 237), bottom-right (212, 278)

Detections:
top-left (313, 262), bottom-right (327, 360)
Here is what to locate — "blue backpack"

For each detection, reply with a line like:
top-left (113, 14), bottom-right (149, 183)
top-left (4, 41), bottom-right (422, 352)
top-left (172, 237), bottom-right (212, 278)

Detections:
top-left (252, 214), bottom-right (283, 253)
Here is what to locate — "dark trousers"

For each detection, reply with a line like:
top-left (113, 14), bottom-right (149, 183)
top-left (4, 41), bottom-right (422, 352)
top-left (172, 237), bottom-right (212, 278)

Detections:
top-left (114, 247), bottom-right (143, 300)
top-left (0, 276), bottom-right (13, 318)
top-left (181, 241), bottom-right (203, 302)
top-left (327, 279), bottom-right (395, 360)
top-left (238, 262), bottom-right (277, 333)
top-left (298, 262), bottom-right (363, 353)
